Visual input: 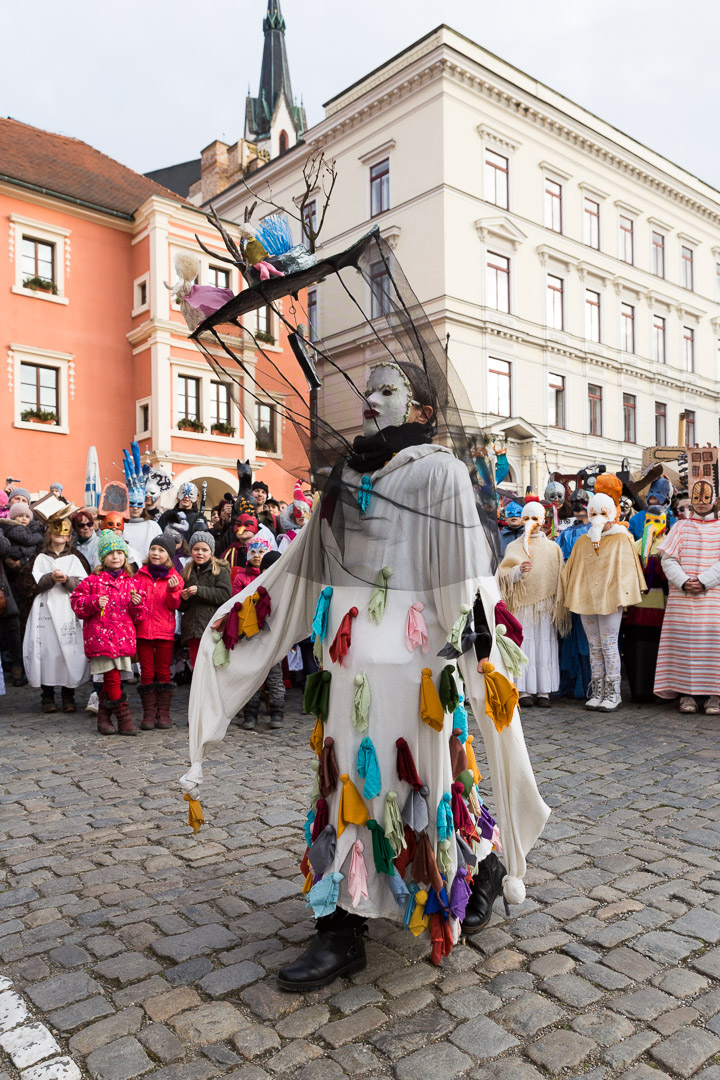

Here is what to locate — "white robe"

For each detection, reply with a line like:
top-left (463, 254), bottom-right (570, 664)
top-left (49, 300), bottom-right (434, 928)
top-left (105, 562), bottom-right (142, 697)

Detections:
top-left (182, 445), bottom-right (550, 916)
top-left (23, 553), bottom-right (90, 688)
top-left (125, 518), bottom-right (162, 563)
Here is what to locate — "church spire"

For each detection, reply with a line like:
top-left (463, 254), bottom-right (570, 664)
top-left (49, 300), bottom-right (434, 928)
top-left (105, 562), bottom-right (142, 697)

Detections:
top-left (245, 0), bottom-right (306, 147)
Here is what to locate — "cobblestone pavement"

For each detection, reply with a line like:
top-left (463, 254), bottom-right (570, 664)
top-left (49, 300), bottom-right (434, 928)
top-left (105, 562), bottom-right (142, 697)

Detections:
top-left (2, 681), bottom-right (720, 1080)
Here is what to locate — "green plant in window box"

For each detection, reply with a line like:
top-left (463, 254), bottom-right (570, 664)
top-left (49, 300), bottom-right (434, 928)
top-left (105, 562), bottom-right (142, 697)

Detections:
top-left (21, 408), bottom-right (58, 424)
top-left (256, 430), bottom-right (276, 452)
top-left (177, 417), bottom-right (206, 433)
top-left (210, 422), bottom-right (236, 437)
top-left (23, 276), bottom-right (59, 295)
top-left (256, 330), bottom-right (276, 345)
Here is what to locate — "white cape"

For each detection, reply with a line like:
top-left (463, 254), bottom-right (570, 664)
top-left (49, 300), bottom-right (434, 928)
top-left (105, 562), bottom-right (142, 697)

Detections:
top-left (23, 553), bottom-right (90, 688)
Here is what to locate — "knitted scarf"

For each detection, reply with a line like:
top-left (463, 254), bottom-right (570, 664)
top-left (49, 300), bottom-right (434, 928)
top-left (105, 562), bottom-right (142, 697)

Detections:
top-left (499, 533), bottom-right (570, 636)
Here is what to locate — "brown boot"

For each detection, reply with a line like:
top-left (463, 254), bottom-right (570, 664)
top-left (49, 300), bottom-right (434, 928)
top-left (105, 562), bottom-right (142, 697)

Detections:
top-left (41, 686), bottom-right (57, 713)
top-left (61, 688), bottom-right (77, 713)
top-left (97, 691), bottom-right (115, 735)
top-left (155, 683), bottom-right (173, 729)
top-left (113, 691), bottom-right (139, 736)
top-left (138, 684), bottom-right (158, 730)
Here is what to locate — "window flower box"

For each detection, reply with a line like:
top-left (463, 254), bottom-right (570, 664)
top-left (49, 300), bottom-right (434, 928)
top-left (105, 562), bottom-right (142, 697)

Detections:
top-left (21, 408), bottom-right (58, 425)
top-left (177, 417), bottom-right (206, 433)
top-left (211, 422), bottom-right (236, 437)
top-left (255, 330), bottom-right (276, 345)
top-left (23, 276), bottom-right (58, 295)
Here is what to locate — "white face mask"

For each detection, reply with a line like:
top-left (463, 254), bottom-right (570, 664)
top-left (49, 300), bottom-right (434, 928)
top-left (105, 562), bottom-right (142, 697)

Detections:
top-left (587, 494), bottom-right (616, 552)
top-left (362, 364), bottom-right (412, 436)
top-left (520, 502), bottom-right (545, 557)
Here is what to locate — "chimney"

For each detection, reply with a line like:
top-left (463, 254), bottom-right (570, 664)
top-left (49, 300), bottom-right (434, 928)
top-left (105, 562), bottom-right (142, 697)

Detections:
top-left (200, 140), bottom-right (230, 202)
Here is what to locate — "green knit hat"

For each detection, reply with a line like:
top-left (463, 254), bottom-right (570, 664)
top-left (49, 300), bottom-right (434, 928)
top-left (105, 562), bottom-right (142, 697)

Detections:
top-left (97, 529), bottom-right (129, 564)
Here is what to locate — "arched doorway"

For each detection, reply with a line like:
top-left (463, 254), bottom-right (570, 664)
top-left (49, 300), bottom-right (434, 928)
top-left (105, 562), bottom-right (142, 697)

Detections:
top-left (171, 466), bottom-right (239, 512)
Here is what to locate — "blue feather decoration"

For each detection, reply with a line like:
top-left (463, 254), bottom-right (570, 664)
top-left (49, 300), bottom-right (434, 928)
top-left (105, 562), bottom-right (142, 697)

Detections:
top-left (255, 214), bottom-right (294, 256)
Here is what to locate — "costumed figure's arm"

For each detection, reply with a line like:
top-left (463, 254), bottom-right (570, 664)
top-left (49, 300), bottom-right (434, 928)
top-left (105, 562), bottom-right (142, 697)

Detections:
top-left (658, 549), bottom-right (690, 590)
top-left (431, 458), bottom-right (551, 904)
top-left (181, 508), bottom-right (324, 795)
top-left (698, 559), bottom-right (720, 590)
top-left (34, 572), bottom-right (55, 593)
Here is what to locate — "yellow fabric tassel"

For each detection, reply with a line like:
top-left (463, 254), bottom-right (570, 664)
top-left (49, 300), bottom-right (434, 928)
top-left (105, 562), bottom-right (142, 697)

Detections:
top-left (465, 734), bottom-right (482, 785)
top-left (184, 792), bottom-right (205, 834)
top-left (237, 592), bottom-right (260, 639)
top-left (301, 871), bottom-right (314, 894)
top-left (420, 668), bottom-right (444, 732)
top-left (408, 889), bottom-right (429, 936)
top-left (309, 717), bottom-right (324, 757)
top-left (338, 773), bottom-right (369, 836)
top-left (482, 661), bottom-right (518, 733)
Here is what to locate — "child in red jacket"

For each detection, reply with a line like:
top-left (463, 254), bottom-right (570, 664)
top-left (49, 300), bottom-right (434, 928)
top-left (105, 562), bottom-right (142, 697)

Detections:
top-left (230, 538), bottom-right (272, 595)
top-left (133, 534), bottom-right (182, 730)
top-left (71, 531), bottom-right (147, 736)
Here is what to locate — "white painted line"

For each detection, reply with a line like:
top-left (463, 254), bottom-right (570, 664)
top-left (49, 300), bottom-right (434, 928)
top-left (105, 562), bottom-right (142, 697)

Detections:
top-left (0, 1020), bottom-right (61, 1069)
top-left (0, 980), bottom-right (85, 1080)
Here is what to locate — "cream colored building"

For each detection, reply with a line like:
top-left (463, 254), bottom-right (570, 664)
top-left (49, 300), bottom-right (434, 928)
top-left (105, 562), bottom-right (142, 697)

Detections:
top-left (205, 24), bottom-right (720, 491)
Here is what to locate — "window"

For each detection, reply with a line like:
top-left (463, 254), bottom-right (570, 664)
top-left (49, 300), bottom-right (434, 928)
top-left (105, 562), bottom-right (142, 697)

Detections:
top-left (681, 246), bottom-right (694, 290)
top-left (585, 289), bottom-right (600, 342)
top-left (302, 199), bottom-right (317, 241)
top-left (257, 305), bottom-right (272, 336)
top-left (20, 363), bottom-right (59, 421)
top-left (716, 263), bottom-right (720, 301)
top-left (177, 375), bottom-right (200, 422)
top-left (652, 232), bottom-right (665, 278)
top-left (652, 315), bottom-right (666, 364)
top-left (485, 149), bottom-right (509, 209)
top-left (208, 266), bottom-right (229, 289)
top-left (685, 408), bottom-right (696, 446)
top-left (139, 402), bottom-right (150, 434)
top-left (370, 261), bottom-right (392, 318)
top-left (548, 373), bottom-right (565, 428)
top-left (210, 381), bottom-right (231, 427)
top-left (583, 198), bottom-right (600, 249)
top-left (683, 326), bottom-right (695, 372)
top-left (21, 237), bottom-right (55, 287)
top-left (546, 275), bottom-right (564, 329)
top-left (620, 302), bottom-right (635, 353)
top-left (588, 383), bottom-right (603, 436)
top-left (138, 281), bottom-right (147, 306)
top-left (370, 158), bottom-right (390, 217)
top-left (487, 359), bottom-right (511, 416)
top-left (279, 130), bottom-right (289, 154)
top-left (255, 401), bottom-right (277, 452)
top-left (623, 393), bottom-right (637, 443)
top-left (544, 179), bottom-right (562, 232)
top-left (485, 252), bottom-right (510, 313)
top-left (307, 287), bottom-right (318, 343)
top-left (655, 401), bottom-right (667, 445)
top-left (619, 215), bottom-right (634, 264)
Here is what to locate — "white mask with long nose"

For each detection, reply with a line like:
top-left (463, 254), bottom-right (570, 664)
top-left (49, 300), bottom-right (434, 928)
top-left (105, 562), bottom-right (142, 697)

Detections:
top-left (587, 493), bottom-right (617, 553)
top-left (520, 502), bottom-right (545, 558)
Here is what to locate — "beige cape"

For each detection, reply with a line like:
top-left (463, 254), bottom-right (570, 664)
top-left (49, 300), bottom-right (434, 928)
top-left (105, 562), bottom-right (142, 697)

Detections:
top-left (559, 532), bottom-right (646, 616)
top-left (499, 534), bottom-right (570, 635)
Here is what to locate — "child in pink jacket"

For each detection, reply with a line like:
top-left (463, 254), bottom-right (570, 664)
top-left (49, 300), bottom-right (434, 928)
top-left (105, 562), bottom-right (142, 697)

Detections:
top-left (71, 531), bottom-right (147, 736)
top-left (133, 534), bottom-right (182, 730)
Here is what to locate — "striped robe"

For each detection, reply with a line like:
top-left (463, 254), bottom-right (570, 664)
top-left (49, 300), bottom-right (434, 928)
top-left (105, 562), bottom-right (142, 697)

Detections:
top-left (654, 519), bottom-right (720, 697)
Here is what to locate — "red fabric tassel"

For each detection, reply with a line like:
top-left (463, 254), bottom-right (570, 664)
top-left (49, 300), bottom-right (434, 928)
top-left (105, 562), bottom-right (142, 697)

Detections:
top-left (412, 832), bottom-right (445, 898)
top-left (329, 606), bottom-right (358, 665)
top-left (449, 728), bottom-right (468, 779)
top-left (393, 824), bottom-right (417, 877)
top-left (311, 798), bottom-right (329, 842)
top-left (222, 602), bottom-right (242, 650)
top-left (300, 847), bottom-right (310, 877)
top-left (255, 586), bottom-right (272, 629)
top-left (429, 912), bottom-right (453, 965)
top-left (451, 781), bottom-right (474, 835)
top-left (396, 738), bottom-right (423, 791)
top-left (318, 737), bottom-right (339, 797)
top-left (494, 600), bottom-right (523, 646)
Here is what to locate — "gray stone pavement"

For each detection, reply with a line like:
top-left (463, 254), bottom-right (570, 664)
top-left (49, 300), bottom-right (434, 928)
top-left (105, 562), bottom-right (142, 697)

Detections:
top-left (2, 681), bottom-right (720, 1080)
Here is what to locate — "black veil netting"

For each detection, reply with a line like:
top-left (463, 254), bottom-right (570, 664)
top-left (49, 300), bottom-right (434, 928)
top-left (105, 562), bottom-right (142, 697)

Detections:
top-left (180, 223), bottom-right (500, 579)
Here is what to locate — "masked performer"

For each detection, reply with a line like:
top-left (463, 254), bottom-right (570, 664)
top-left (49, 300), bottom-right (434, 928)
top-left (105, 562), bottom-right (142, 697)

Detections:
top-left (623, 507), bottom-right (669, 702)
top-left (560, 493), bottom-right (645, 711)
top-left (499, 502), bottom-right (568, 707)
top-left (654, 478), bottom-right (720, 714)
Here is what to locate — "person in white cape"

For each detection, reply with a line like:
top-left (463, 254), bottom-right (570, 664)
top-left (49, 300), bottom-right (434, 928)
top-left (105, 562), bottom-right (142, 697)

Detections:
top-left (22, 517), bottom-right (90, 713)
top-left (181, 362), bottom-right (550, 990)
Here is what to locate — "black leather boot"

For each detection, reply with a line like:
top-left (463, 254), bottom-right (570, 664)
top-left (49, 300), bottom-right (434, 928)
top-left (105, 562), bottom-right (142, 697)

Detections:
top-left (277, 909), bottom-right (367, 991)
top-left (461, 852), bottom-right (510, 934)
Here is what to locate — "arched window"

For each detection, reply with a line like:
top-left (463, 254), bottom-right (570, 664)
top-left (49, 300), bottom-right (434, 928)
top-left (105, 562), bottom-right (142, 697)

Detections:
top-left (279, 130), bottom-right (289, 154)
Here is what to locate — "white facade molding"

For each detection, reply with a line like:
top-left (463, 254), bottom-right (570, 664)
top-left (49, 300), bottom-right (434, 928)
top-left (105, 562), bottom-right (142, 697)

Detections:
top-left (358, 138), bottom-right (397, 164)
top-left (10, 343), bottom-right (74, 435)
top-left (476, 123), bottom-right (520, 152)
top-left (647, 216), bottom-right (673, 233)
top-left (612, 275), bottom-right (648, 298)
top-left (380, 224), bottom-right (401, 250)
top-left (614, 199), bottom-right (642, 217)
top-left (677, 231), bottom-right (700, 247)
top-left (476, 216), bottom-right (527, 250)
top-left (576, 261), bottom-right (612, 284)
top-left (539, 161), bottom-right (572, 182)
top-left (10, 215), bottom-right (71, 301)
top-left (578, 181), bottom-right (609, 201)
top-left (536, 244), bottom-right (578, 271)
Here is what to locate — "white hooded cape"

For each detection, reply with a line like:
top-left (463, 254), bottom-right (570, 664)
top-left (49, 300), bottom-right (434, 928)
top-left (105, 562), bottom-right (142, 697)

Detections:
top-left (23, 553), bottom-right (90, 688)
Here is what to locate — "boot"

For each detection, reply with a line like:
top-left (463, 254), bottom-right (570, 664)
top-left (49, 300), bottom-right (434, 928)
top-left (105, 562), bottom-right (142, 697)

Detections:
top-left (61, 688), bottom-right (76, 713)
top-left (112, 691), bottom-right (139, 736)
top-left (96, 691), bottom-right (115, 735)
top-left (242, 705), bottom-right (259, 730)
top-left (11, 665), bottom-right (27, 687)
top-left (598, 677), bottom-right (622, 712)
top-left (155, 683), bottom-right (173, 729)
top-left (41, 685), bottom-right (57, 713)
top-left (138, 683), bottom-right (158, 730)
top-left (461, 852), bottom-right (510, 934)
top-left (269, 712), bottom-right (284, 730)
top-left (277, 910), bottom-right (367, 992)
top-left (585, 677), bottom-right (605, 710)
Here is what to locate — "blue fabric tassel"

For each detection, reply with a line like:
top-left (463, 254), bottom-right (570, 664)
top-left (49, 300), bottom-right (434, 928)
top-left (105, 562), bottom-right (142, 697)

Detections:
top-left (356, 737), bottom-right (382, 800)
top-left (306, 871), bottom-right (343, 918)
top-left (386, 872), bottom-right (409, 906)
top-left (424, 881), bottom-right (450, 917)
top-left (303, 808), bottom-right (315, 848)
top-left (403, 882), bottom-right (420, 929)
top-left (311, 586), bottom-right (333, 641)
top-left (453, 692), bottom-right (468, 744)
top-left (358, 475), bottom-right (373, 514)
top-left (436, 793), bottom-right (454, 842)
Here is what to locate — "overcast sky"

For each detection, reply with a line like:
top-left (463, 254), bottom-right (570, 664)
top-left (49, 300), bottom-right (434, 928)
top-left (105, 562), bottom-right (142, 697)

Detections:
top-left (4, 0), bottom-right (720, 190)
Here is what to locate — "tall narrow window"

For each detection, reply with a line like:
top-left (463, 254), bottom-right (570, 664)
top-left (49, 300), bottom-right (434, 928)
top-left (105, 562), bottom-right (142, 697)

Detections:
top-left (307, 287), bottom-right (318, 342)
top-left (177, 375), bottom-right (200, 422)
top-left (278, 130), bottom-right (289, 154)
top-left (302, 199), bottom-right (317, 241)
top-left (585, 289), bottom-right (600, 342)
top-left (484, 149), bottom-right (509, 209)
top-left (588, 383), bottom-right (603, 436)
top-left (255, 402), bottom-right (277, 452)
top-left (683, 326), bottom-right (695, 372)
top-left (620, 302), bottom-right (635, 353)
top-left (623, 393), bottom-right (637, 443)
top-left (655, 401), bottom-right (667, 445)
top-left (488, 358), bottom-right (511, 416)
top-left (651, 232), bottom-right (665, 277)
top-left (20, 362), bottom-right (59, 419)
top-left (583, 198), bottom-right (600, 249)
top-left (21, 237), bottom-right (55, 287)
top-left (681, 245), bottom-right (694, 290)
top-left (210, 381), bottom-right (231, 427)
top-left (256, 305), bottom-right (272, 338)
top-left (619, 215), bottom-right (634, 264)
top-left (546, 274), bottom-right (564, 329)
top-left (370, 158), bottom-right (390, 217)
top-left (370, 261), bottom-right (392, 318)
top-left (652, 315), bottom-right (666, 364)
top-left (544, 179), bottom-right (562, 232)
top-left (548, 373), bottom-right (565, 428)
top-left (685, 409), bottom-right (696, 446)
top-left (208, 266), bottom-right (229, 288)
top-left (486, 252), bottom-right (510, 313)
